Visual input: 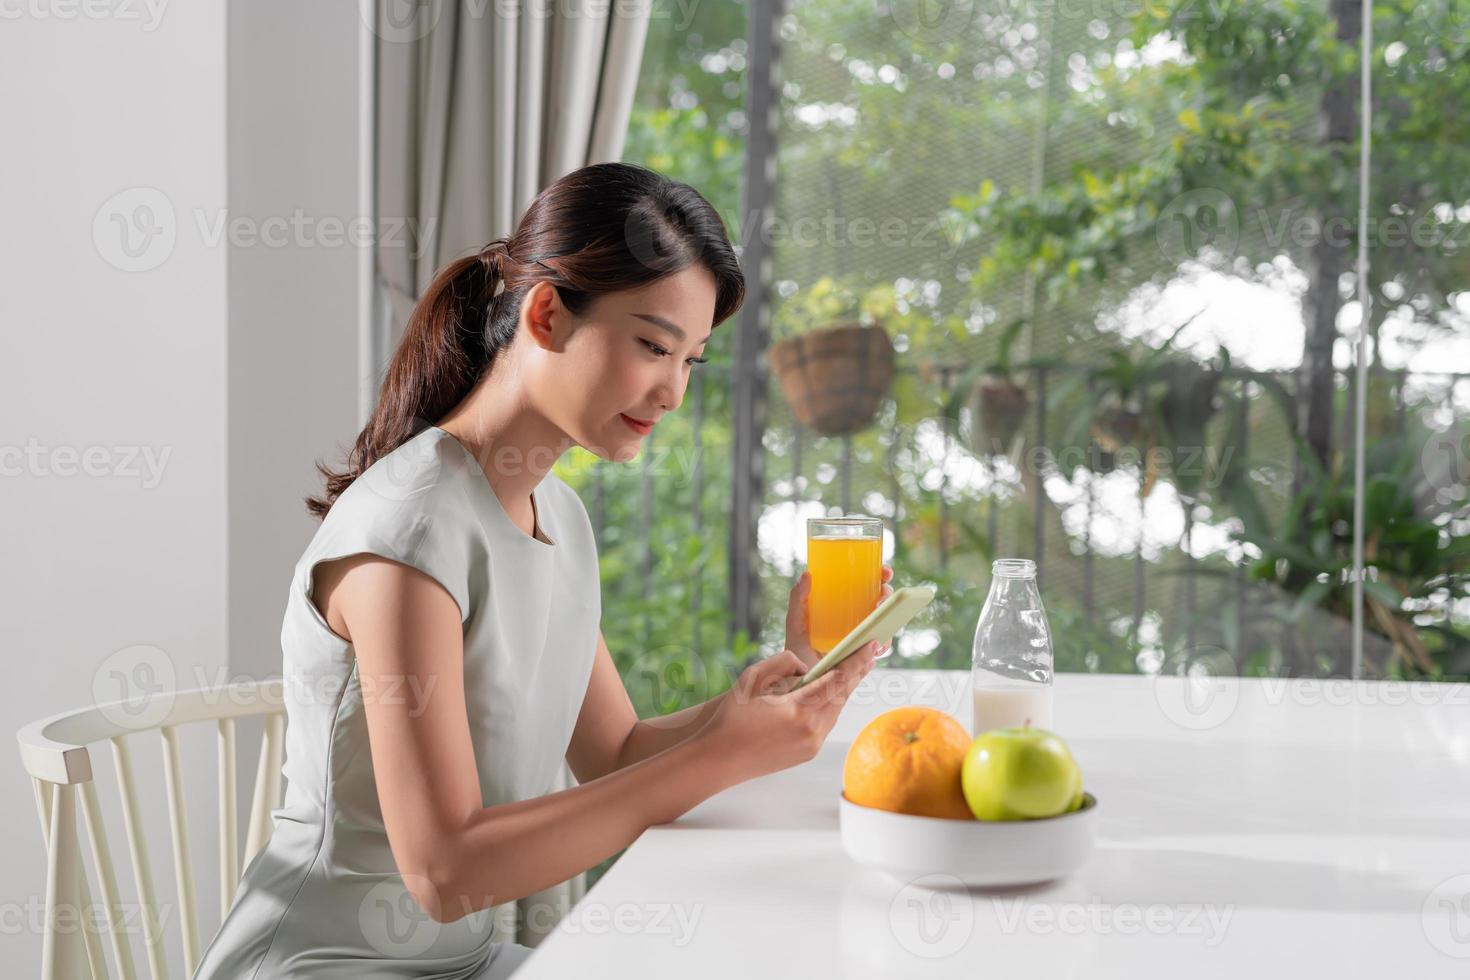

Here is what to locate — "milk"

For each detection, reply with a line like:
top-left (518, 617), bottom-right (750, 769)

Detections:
top-left (972, 683), bottom-right (1054, 734)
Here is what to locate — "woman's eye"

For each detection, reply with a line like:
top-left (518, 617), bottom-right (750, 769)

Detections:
top-left (641, 339), bottom-right (708, 367)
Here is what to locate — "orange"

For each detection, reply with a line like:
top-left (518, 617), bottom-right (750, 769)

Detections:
top-left (843, 707), bottom-right (973, 820)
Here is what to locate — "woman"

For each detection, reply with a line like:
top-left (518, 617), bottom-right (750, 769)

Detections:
top-left (193, 163), bottom-right (891, 979)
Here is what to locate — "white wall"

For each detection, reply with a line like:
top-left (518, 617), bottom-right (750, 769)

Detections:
top-left (0, 1), bottom-right (366, 974)
top-left (226, 0), bottom-right (365, 683)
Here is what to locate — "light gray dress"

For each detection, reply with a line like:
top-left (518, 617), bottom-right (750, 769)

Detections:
top-left (194, 426), bottom-right (601, 979)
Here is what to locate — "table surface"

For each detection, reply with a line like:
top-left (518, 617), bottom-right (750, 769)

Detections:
top-left (518, 669), bottom-right (1470, 978)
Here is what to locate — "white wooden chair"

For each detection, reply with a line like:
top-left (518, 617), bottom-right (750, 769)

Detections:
top-left (17, 680), bottom-right (585, 979)
top-left (16, 680), bottom-right (287, 980)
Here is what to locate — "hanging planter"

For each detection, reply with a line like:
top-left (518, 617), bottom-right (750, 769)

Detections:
top-left (1153, 350), bottom-right (1229, 499)
top-left (769, 323), bottom-right (896, 437)
top-left (939, 316), bottom-right (1031, 458)
top-left (1092, 405), bottom-right (1144, 450)
top-left (969, 376), bottom-right (1031, 455)
top-left (1081, 313), bottom-right (1206, 485)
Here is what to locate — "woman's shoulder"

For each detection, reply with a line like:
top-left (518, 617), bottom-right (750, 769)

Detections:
top-left (309, 426), bottom-right (486, 561)
top-left (350, 425), bottom-right (472, 501)
top-left (297, 427), bottom-right (486, 619)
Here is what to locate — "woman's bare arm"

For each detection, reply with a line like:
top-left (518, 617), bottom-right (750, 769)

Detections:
top-left (616, 692), bottom-right (728, 768)
top-left (316, 555), bottom-right (752, 924)
top-left (564, 563), bottom-right (896, 781)
top-left (436, 729), bottom-right (737, 920)
top-left (565, 629), bottom-right (729, 782)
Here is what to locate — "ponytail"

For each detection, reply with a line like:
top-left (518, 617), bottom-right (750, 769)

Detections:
top-left (307, 162), bottom-right (745, 517)
top-left (305, 242), bottom-right (515, 518)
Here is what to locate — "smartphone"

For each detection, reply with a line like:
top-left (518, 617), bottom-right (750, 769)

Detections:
top-left (787, 584), bottom-right (937, 692)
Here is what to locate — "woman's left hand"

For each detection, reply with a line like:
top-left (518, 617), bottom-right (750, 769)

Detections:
top-left (785, 564), bottom-right (895, 670)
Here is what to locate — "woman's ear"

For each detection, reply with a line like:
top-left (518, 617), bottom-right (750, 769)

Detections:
top-left (520, 281), bottom-right (567, 352)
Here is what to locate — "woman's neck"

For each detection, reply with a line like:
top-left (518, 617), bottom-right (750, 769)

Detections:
top-left (437, 378), bottom-right (574, 534)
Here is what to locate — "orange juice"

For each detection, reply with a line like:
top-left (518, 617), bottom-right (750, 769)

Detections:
top-left (807, 534), bottom-right (882, 652)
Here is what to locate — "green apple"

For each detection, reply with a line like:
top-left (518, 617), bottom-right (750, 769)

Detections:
top-left (1065, 763), bottom-right (1085, 813)
top-left (961, 726), bottom-right (1082, 821)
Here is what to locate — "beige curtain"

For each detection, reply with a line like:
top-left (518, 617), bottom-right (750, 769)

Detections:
top-left (369, 0), bottom-right (652, 947)
top-left (375, 0), bottom-right (652, 350)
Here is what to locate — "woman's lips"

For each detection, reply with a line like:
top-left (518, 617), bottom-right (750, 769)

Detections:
top-left (620, 414), bottom-right (654, 436)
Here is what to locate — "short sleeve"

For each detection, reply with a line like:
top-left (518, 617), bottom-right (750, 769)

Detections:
top-left (297, 436), bottom-right (488, 626)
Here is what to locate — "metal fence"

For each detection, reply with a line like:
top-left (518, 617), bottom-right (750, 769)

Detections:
top-left (575, 356), bottom-right (1469, 675)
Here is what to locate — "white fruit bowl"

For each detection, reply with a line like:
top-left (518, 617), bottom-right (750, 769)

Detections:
top-left (838, 791), bottom-right (1098, 888)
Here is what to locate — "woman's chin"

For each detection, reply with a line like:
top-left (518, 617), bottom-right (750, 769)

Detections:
top-left (579, 428), bottom-right (644, 464)
top-left (609, 438), bottom-right (644, 463)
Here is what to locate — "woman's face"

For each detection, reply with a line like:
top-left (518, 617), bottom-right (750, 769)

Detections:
top-left (526, 264), bottom-right (718, 461)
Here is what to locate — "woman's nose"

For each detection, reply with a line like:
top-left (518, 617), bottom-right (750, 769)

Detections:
top-left (655, 366), bottom-right (687, 413)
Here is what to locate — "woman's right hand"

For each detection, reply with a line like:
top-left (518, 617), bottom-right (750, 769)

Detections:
top-left (699, 642), bottom-right (882, 781)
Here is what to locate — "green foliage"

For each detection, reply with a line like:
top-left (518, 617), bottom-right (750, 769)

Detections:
top-left (768, 274), bottom-right (966, 346)
top-left (1221, 429), bottom-right (1470, 678)
top-left (573, 0), bottom-right (1468, 899)
top-left (595, 0), bottom-right (1468, 733)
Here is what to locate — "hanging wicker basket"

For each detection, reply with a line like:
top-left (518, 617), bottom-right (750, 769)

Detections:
top-left (769, 324), bottom-right (896, 437)
top-left (967, 376), bottom-right (1031, 455)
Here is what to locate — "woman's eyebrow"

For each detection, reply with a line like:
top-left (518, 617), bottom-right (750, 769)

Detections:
top-left (633, 312), bottom-right (711, 345)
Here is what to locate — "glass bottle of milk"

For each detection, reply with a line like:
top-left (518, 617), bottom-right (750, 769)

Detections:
top-left (970, 558), bottom-right (1055, 733)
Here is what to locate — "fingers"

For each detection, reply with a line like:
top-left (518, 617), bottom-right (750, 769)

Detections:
top-left (743, 649), bottom-right (807, 695)
top-left (877, 566), bottom-right (894, 607)
top-left (769, 674), bottom-right (802, 696)
top-left (785, 571), bottom-right (811, 636)
top-left (791, 641), bottom-right (878, 707)
top-left (762, 649), bottom-right (806, 676)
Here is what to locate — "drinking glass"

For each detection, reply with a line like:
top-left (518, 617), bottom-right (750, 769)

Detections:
top-left (806, 516), bottom-right (884, 656)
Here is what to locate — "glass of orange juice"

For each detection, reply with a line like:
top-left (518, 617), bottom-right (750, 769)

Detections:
top-left (806, 516), bottom-right (884, 656)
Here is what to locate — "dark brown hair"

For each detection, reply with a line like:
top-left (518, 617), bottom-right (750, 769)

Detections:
top-left (307, 162), bottom-right (745, 517)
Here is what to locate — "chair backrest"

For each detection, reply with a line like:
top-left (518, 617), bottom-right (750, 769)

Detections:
top-left (16, 679), bottom-right (287, 980)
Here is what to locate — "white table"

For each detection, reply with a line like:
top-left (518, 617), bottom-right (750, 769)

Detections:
top-left (519, 670), bottom-right (1470, 978)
